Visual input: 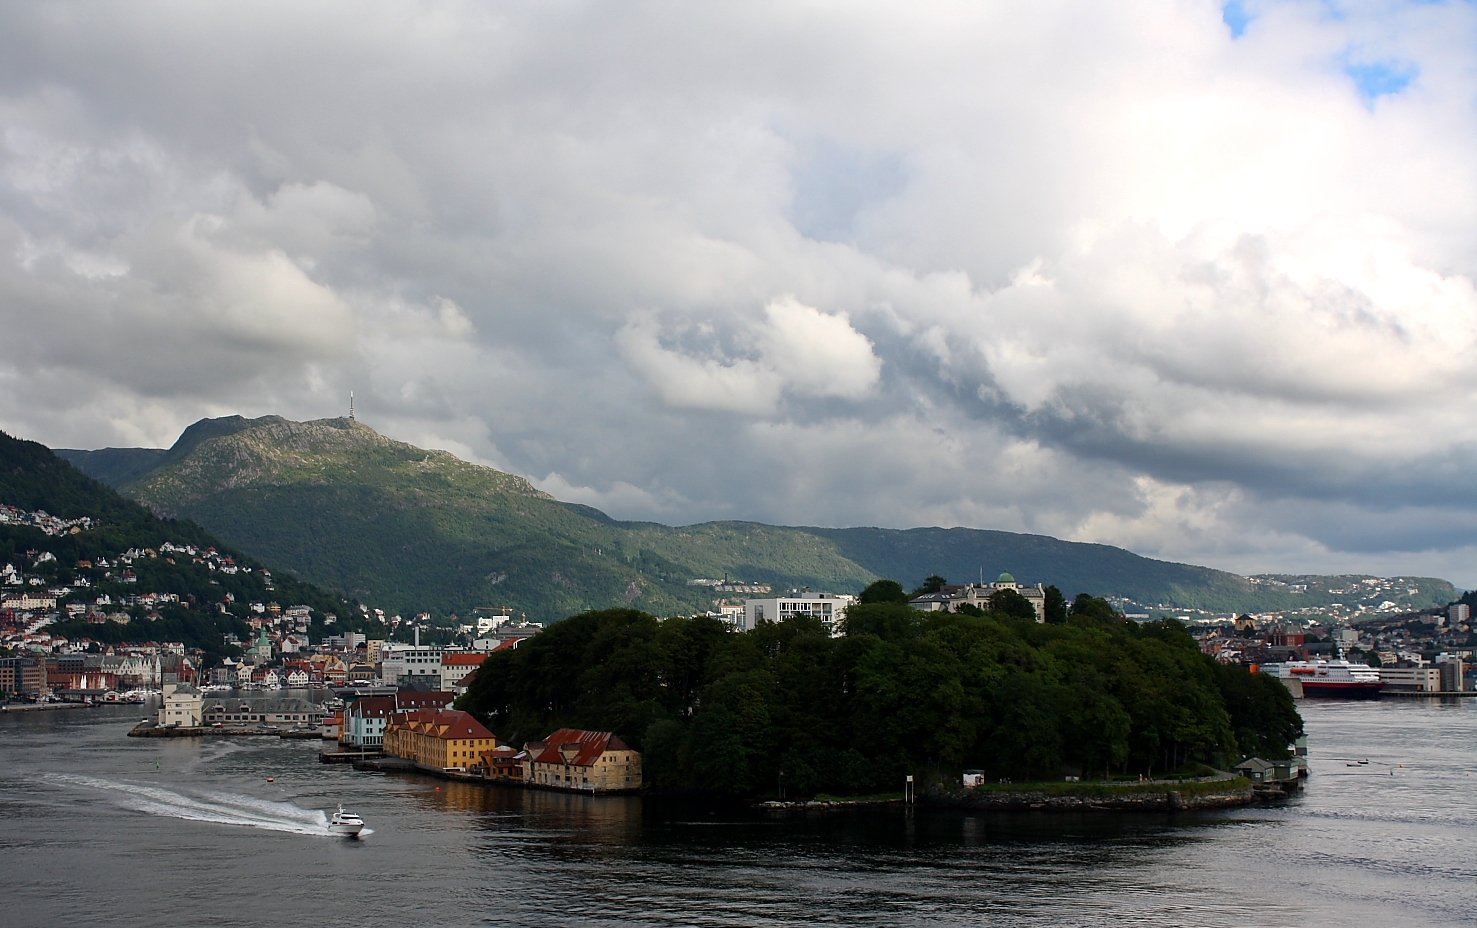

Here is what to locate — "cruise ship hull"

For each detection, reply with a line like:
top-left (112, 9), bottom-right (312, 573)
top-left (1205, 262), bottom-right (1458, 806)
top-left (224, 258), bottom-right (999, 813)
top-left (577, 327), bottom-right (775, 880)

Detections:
top-left (1299, 681), bottom-right (1383, 699)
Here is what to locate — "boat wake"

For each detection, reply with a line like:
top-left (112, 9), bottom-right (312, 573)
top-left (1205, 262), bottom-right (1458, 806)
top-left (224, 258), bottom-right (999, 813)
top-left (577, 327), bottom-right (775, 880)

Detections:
top-left (42, 774), bottom-right (365, 837)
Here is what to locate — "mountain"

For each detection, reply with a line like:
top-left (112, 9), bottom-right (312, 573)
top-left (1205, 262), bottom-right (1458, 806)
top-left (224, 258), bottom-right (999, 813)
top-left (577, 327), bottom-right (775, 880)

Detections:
top-left (1, 429), bottom-right (355, 659)
top-left (52, 415), bottom-right (1458, 621)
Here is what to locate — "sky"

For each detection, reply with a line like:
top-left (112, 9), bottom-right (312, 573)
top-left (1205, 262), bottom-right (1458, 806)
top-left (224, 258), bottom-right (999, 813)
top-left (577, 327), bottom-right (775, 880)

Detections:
top-left (3, 0), bottom-right (1477, 585)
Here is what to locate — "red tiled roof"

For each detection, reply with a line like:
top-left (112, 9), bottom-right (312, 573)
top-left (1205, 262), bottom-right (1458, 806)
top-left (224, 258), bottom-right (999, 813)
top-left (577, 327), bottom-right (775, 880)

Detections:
top-left (491, 637), bottom-right (520, 652)
top-left (531, 728), bottom-right (630, 768)
top-left (388, 708), bottom-right (495, 742)
top-left (441, 653), bottom-right (487, 667)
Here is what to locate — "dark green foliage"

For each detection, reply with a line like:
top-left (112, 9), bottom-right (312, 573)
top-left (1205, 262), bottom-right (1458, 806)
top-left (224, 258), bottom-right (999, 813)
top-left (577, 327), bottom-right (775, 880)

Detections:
top-left (988, 587), bottom-right (1037, 620)
top-left (1044, 585), bottom-right (1067, 624)
top-left (53, 448), bottom-right (168, 489)
top-left (1070, 593), bottom-right (1119, 622)
top-left (912, 575), bottom-right (948, 596)
top-left (1214, 662), bottom-right (1303, 760)
top-left (459, 595), bottom-right (1300, 797)
top-left (859, 579), bottom-right (909, 604)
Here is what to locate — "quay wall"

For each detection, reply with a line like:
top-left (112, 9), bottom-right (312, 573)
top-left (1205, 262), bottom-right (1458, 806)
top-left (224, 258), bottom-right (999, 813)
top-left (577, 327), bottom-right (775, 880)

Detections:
top-left (925, 782), bottom-right (1254, 812)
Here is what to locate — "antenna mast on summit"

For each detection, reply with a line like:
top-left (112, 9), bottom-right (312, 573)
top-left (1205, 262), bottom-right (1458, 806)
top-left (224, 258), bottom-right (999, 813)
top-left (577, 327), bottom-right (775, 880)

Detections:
top-left (349, 392), bottom-right (355, 420)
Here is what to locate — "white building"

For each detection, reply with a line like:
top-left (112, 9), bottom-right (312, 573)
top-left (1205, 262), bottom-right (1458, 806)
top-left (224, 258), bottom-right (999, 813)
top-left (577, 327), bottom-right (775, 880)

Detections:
top-left (157, 682), bottom-right (203, 727)
top-left (1379, 666), bottom-right (1443, 692)
top-left (379, 640), bottom-right (444, 687)
top-left (742, 592), bottom-right (856, 636)
top-left (909, 573), bottom-right (1048, 622)
top-left (341, 696), bottom-right (394, 748)
top-left (1450, 604), bottom-right (1471, 626)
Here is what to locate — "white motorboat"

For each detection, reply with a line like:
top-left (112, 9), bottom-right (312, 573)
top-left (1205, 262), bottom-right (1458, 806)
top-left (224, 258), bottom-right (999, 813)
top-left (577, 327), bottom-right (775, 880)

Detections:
top-left (329, 804), bottom-right (365, 837)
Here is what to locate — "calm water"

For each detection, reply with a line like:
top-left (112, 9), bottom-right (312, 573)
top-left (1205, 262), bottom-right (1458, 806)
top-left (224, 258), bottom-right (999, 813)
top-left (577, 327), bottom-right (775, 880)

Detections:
top-left (1, 698), bottom-right (1474, 928)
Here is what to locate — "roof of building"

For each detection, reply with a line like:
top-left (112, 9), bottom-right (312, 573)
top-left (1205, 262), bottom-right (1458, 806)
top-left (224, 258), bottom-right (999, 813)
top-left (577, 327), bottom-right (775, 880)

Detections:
top-left (997, 572), bottom-right (1015, 583)
top-left (531, 728), bottom-right (632, 768)
top-left (347, 696), bottom-right (395, 717)
top-left (441, 653), bottom-right (487, 667)
top-left (393, 691), bottom-right (455, 709)
top-left (1233, 757), bottom-right (1276, 773)
top-left (387, 708), bottom-right (494, 742)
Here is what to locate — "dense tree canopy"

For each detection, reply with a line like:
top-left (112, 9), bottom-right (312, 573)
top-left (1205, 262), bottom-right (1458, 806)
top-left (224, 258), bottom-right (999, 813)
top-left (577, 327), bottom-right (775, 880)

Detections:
top-left (459, 592), bottom-right (1302, 798)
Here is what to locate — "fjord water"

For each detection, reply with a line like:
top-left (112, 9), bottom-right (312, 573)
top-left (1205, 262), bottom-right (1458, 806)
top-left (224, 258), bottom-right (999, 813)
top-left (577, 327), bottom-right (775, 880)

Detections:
top-left (1, 700), bottom-right (1472, 928)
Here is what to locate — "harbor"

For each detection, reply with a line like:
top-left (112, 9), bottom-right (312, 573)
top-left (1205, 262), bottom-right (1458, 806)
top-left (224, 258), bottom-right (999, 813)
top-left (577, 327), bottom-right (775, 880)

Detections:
top-left (4, 697), bottom-right (1473, 928)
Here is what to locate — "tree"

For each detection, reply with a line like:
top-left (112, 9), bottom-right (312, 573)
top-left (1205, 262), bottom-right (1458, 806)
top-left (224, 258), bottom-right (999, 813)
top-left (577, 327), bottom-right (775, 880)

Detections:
top-left (1044, 585), bottom-right (1068, 624)
top-left (458, 595), bottom-right (1301, 796)
top-left (912, 575), bottom-right (948, 597)
top-left (859, 579), bottom-right (909, 605)
top-left (988, 587), bottom-right (1038, 620)
top-left (1070, 593), bottom-right (1119, 623)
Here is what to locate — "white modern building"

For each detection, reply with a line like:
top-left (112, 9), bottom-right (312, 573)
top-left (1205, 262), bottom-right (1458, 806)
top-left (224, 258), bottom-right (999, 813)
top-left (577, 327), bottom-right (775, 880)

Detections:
top-left (379, 640), bottom-right (444, 687)
top-left (741, 592), bottom-right (856, 636)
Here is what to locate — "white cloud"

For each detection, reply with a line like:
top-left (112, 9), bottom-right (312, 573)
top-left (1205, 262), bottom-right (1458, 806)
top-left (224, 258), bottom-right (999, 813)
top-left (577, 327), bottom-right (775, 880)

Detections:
top-left (616, 296), bottom-right (879, 414)
top-left (3, 1), bottom-right (1477, 583)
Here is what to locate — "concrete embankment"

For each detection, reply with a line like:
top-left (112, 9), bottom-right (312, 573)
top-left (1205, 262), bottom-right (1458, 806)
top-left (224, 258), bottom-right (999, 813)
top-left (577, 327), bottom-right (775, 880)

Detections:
top-left (2, 702), bottom-right (100, 713)
top-left (925, 779), bottom-right (1254, 812)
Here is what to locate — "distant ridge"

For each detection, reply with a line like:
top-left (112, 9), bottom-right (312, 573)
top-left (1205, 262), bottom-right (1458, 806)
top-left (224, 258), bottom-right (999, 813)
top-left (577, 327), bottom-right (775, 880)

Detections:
top-left (55, 415), bottom-right (1457, 622)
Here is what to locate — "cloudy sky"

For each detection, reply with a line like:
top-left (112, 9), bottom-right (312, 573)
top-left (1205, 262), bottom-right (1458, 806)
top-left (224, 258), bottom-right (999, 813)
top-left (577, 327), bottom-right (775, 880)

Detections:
top-left (3, 1), bottom-right (1477, 584)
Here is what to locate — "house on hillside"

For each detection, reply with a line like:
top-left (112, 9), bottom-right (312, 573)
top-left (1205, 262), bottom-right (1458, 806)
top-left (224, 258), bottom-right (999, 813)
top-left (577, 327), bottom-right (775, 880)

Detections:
top-left (909, 573), bottom-right (1047, 622)
top-left (524, 729), bottom-right (641, 793)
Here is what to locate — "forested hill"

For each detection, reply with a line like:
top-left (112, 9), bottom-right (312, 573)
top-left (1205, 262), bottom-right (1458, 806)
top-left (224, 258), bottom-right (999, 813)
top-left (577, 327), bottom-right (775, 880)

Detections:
top-left (53, 415), bottom-right (1455, 621)
top-left (0, 430), bottom-right (356, 660)
top-left (458, 604), bottom-right (1304, 796)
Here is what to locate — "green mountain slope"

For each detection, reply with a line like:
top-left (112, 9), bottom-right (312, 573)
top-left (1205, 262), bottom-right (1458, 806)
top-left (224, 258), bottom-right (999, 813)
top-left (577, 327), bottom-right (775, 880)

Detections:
top-left (110, 417), bottom-right (877, 620)
top-left (56, 414), bottom-right (273, 488)
top-left (64, 414), bottom-right (1455, 621)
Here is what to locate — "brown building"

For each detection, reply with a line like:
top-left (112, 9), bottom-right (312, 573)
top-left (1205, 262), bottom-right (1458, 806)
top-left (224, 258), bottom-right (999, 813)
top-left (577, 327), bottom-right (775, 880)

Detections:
top-left (383, 709), bottom-right (497, 771)
top-left (475, 744), bottom-right (527, 781)
top-left (524, 729), bottom-right (641, 793)
top-left (0, 657), bottom-right (48, 696)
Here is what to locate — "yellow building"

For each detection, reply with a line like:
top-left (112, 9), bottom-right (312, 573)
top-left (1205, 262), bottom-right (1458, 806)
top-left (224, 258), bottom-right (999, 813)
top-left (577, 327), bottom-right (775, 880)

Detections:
top-left (524, 729), bottom-right (641, 793)
top-left (383, 709), bottom-right (497, 771)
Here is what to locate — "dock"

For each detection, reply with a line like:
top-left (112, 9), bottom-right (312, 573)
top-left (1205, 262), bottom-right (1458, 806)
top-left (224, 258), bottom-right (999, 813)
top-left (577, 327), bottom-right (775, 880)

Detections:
top-left (127, 721), bottom-right (334, 738)
top-left (320, 749), bottom-right (386, 763)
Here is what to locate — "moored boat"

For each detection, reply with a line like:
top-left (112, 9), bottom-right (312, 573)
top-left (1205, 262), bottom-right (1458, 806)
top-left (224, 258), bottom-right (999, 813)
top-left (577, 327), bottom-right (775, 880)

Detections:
top-left (1274, 658), bottom-right (1383, 699)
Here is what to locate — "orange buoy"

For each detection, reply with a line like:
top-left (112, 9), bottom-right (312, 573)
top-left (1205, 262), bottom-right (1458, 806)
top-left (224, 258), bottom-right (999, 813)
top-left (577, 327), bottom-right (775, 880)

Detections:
top-left (267, 777), bottom-right (275, 783)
